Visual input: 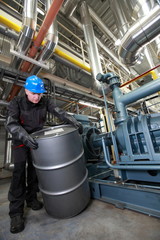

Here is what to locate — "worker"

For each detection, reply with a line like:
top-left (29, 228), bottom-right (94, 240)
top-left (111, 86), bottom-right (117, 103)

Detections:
top-left (5, 75), bottom-right (83, 234)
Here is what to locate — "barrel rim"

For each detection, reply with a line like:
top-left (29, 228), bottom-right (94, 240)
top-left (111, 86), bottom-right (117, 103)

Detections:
top-left (31, 124), bottom-right (77, 139)
top-left (33, 149), bottom-right (84, 170)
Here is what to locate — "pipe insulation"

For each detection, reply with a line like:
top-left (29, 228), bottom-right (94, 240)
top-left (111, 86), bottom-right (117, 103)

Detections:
top-left (118, 5), bottom-right (160, 65)
top-left (79, 1), bottom-right (103, 93)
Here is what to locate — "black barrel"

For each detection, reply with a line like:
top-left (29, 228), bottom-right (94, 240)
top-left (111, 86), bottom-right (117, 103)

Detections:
top-left (31, 125), bottom-right (90, 218)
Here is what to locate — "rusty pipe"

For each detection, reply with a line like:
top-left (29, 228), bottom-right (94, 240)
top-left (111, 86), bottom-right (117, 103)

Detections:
top-left (31, 0), bottom-right (58, 75)
top-left (120, 64), bottom-right (160, 88)
top-left (21, 0), bottom-right (64, 73)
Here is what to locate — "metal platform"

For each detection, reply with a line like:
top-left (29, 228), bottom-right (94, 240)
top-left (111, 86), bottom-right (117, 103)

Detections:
top-left (88, 163), bottom-right (160, 218)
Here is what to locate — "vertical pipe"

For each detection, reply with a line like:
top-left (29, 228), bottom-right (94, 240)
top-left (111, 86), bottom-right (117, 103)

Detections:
top-left (31, 0), bottom-right (58, 75)
top-left (21, 0), bottom-right (64, 72)
top-left (79, 1), bottom-right (102, 92)
top-left (11, 0), bottom-right (37, 70)
top-left (110, 0), bottom-right (131, 37)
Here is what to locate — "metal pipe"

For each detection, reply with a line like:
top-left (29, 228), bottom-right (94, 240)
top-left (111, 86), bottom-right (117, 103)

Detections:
top-left (88, 7), bottom-right (117, 42)
top-left (79, 1), bottom-right (103, 93)
top-left (6, 0), bottom-right (37, 101)
top-left (102, 137), bottom-right (160, 170)
top-left (120, 77), bottom-right (160, 106)
top-left (0, 12), bottom-right (129, 75)
top-left (109, 0), bottom-right (132, 36)
top-left (120, 64), bottom-right (160, 87)
top-left (39, 71), bottom-right (102, 98)
top-left (118, 5), bottom-right (160, 65)
top-left (101, 83), bottom-right (120, 161)
top-left (0, 15), bottom-right (21, 32)
top-left (0, 100), bottom-right (9, 106)
top-left (0, 25), bottom-right (19, 41)
top-left (62, 10), bottom-right (130, 75)
top-left (21, 0), bottom-right (64, 72)
top-left (11, 0), bottom-right (37, 70)
top-left (112, 78), bottom-right (160, 123)
top-left (54, 48), bottom-right (91, 72)
top-left (31, 0), bottom-right (59, 75)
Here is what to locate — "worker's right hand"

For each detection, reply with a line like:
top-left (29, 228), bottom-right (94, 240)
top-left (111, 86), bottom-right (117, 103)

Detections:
top-left (24, 135), bottom-right (39, 149)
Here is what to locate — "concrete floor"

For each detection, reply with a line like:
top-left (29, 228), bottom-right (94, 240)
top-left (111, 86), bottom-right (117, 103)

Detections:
top-left (0, 177), bottom-right (160, 240)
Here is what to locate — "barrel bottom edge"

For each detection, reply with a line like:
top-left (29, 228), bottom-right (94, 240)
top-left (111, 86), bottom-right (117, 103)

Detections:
top-left (42, 182), bottom-right (90, 219)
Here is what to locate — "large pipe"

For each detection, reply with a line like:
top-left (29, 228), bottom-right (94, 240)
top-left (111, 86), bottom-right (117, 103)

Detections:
top-left (39, 71), bottom-right (101, 98)
top-left (6, 0), bottom-right (37, 101)
top-left (110, 0), bottom-right (132, 37)
top-left (79, 1), bottom-right (103, 93)
top-left (31, 0), bottom-right (59, 75)
top-left (113, 77), bottom-right (160, 123)
top-left (0, 9), bottom-right (129, 75)
top-left (88, 7), bottom-right (117, 43)
top-left (120, 78), bottom-right (160, 106)
top-left (118, 5), bottom-right (160, 65)
top-left (21, 0), bottom-right (64, 72)
top-left (11, 0), bottom-right (37, 70)
top-left (61, 3), bottom-right (130, 74)
top-left (97, 73), bottom-right (160, 124)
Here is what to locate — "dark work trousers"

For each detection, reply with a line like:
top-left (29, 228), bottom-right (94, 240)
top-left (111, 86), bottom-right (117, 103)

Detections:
top-left (8, 145), bottom-right (38, 218)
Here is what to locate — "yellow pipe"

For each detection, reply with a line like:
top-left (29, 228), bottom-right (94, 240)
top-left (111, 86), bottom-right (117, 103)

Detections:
top-left (0, 15), bottom-right (21, 32)
top-left (0, 16), bottom-right (91, 73)
top-left (54, 48), bottom-right (91, 72)
top-left (150, 70), bottom-right (158, 80)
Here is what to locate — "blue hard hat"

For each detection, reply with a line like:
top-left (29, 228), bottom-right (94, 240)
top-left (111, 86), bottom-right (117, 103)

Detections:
top-left (24, 75), bottom-right (46, 93)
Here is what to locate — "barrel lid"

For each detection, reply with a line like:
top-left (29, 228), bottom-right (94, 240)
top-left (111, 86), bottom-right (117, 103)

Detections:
top-left (32, 125), bottom-right (76, 139)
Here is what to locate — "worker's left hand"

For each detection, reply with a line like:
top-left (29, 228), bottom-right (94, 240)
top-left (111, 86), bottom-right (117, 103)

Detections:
top-left (74, 122), bottom-right (83, 134)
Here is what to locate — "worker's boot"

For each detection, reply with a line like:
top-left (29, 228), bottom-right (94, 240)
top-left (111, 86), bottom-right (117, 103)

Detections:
top-left (10, 215), bottom-right (25, 234)
top-left (27, 198), bottom-right (43, 210)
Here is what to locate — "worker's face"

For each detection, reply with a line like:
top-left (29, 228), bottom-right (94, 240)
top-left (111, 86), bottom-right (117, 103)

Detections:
top-left (25, 89), bottom-right (43, 104)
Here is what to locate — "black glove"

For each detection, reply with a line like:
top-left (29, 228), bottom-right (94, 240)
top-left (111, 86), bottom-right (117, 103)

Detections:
top-left (77, 122), bottom-right (83, 134)
top-left (73, 122), bottom-right (83, 134)
top-left (5, 116), bottom-right (39, 149)
top-left (23, 135), bottom-right (39, 149)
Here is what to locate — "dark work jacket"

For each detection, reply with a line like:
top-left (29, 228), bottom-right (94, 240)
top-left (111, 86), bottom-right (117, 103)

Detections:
top-left (6, 95), bottom-right (78, 145)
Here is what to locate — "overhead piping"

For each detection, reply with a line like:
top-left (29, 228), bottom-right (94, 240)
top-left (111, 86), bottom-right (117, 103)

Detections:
top-left (21, 0), bottom-right (64, 73)
top-left (109, 0), bottom-right (132, 37)
top-left (79, 1), bottom-right (103, 93)
top-left (121, 64), bottom-right (160, 87)
top-left (11, 0), bottom-right (37, 70)
top-left (60, 2), bottom-right (130, 74)
top-left (118, 5), bottom-right (160, 65)
top-left (0, 6), bottom-right (129, 75)
top-left (88, 7), bottom-right (117, 43)
top-left (0, 15), bottom-right (91, 74)
top-left (6, 0), bottom-right (37, 101)
top-left (0, 15), bottom-right (21, 32)
top-left (31, 0), bottom-right (59, 75)
top-left (39, 71), bottom-right (101, 97)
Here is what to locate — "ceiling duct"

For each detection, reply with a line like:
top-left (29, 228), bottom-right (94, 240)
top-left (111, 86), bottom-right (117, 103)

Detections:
top-left (118, 5), bottom-right (160, 65)
top-left (10, 0), bottom-right (37, 70)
